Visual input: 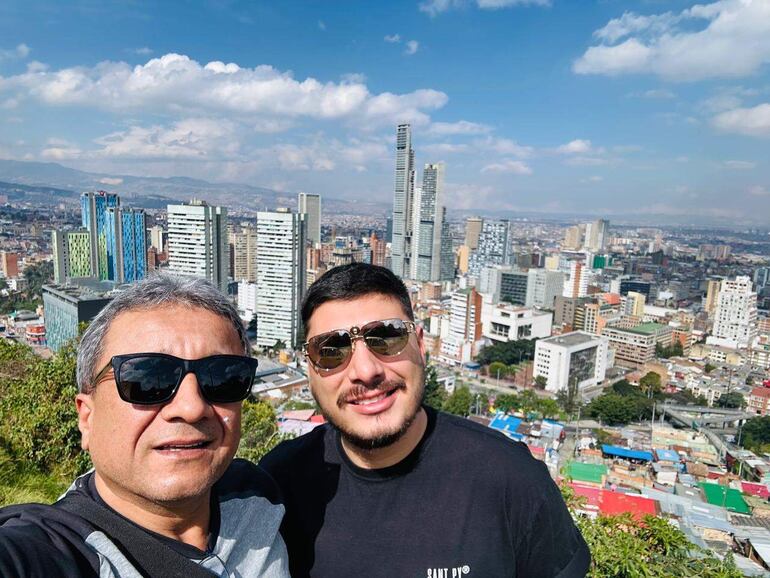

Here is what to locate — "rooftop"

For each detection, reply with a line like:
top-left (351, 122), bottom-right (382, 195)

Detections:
top-left (540, 331), bottom-right (601, 348)
top-left (626, 322), bottom-right (670, 335)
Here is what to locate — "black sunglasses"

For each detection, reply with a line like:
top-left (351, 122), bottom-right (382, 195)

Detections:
top-left (302, 318), bottom-right (416, 372)
top-left (93, 353), bottom-right (258, 405)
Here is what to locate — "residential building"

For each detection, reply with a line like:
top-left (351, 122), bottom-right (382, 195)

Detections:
top-left (81, 191), bottom-right (119, 281)
top-left (563, 260), bottom-right (588, 298)
top-left (534, 332), bottom-right (610, 393)
top-left (370, 233), bottom-right (387, 267)
top-left (704, 279), bottom-right (721, 316)
top-left (602, 323), bottom-right (673, 368)
top-left (52, 230), bottom-right (94, 283)
top-left (107, 207), bottom-right (147, 283)
top-left (439, 288), bottom-right (482, 365)
top-left (298, 192), bottom-right (321, 246)
top-left (468, 219), bottom-right (511, 279)
top-left (482, 304), bottom-right (552, 343)
top-left (237, 280), bottom-right (258, 322)
top-left (464, 216), bottom-right (483, 250)
top-left (622, 291), bottom-right (646, 318)
top-left (563, 225), bottom-right (584, 251)
top-left (42, 282), bottom-right (115, 352)
top-left (707, 276), bottom-right (757, 350)
top-left (229, 225), bottom-right (258, 282)
top-left (149, 225), bottom-right (165, 252)
top-left (584, 219), bottom-right (609, 252)
top-left (526, 268), bottom-right (565, 309)
top-left (256, 209), bottom-right (306, 349)
top-left (749, 387), bottom-right (770, 416)
top-left (391, 123), bottom-right (415, 278)
top-left (167, 200), bottom-right (228, 292)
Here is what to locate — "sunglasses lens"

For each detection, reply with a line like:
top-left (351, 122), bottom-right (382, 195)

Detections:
top-left (308, 331), bottom-right (352, 370)
top-left (117, 356), bottom-right (182, 404)
top-left (200, 357), bottom-right (255, 403)
top-left (364, 319), bottom-right (410, 356)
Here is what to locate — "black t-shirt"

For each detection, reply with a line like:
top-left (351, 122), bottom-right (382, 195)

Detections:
top-left (261, 406), bottom-right (590, 578)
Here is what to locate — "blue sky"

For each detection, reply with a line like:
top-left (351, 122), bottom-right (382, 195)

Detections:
top-left (0, 0), bottom-right (769, 221)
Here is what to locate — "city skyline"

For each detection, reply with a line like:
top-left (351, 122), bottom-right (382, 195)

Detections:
top-left (0, 1), bottom-right (769, 223)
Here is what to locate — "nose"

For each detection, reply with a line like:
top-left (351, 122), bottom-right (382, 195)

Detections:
top-left (159, 372), bottom-right (213, 422)
top-left (345, 338), bottom-right (387, 386)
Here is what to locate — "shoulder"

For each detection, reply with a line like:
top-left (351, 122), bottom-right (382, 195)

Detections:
top-left (259, 424), bottom-right (330, 476)
top-left (0, 501), bottom-right (98, 577)
top-left (217, 458), bottom-right (286, 505)
top-left (430, 410), bottom-right (552, 482)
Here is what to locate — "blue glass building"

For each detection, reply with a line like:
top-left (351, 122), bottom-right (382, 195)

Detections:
top-left (81, 191), bottom-right (119, 281)
top-left (121, 208), bottom-right (147, 282)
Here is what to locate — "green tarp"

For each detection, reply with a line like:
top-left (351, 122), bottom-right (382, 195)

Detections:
top-left (698, 482), bottom-right (751, 515)
top-left (564, 461), bottom-right (607, 484)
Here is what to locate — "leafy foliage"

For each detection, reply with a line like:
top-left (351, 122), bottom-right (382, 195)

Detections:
top-left (534, 375), bottom-right (547, 390)
top-left (476, 338), bottom-right (537, 366)
top-left (423, 364), bottom-right (448, 410)
top-left (442, 386), bottom-right (473, 417)
top-left (655, 341), bottom-right (684, 359)
top-left (715, 391), bottom-right (745, 409)
top-left (638, 372), bottom-right (662, 395)
top-left (560, 484), bottom-right (742, 577)
top-left (237, 399), bottom-right (289, 462)
top-left (740, 416), bottom-right (770, 453)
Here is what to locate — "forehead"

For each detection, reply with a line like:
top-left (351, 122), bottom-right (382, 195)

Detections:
top-left (100, 305), bottom-right (242, 358)
top-left (306, 294), bottom-right (409, 338)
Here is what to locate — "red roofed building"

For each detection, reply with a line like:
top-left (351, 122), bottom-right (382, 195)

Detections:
top-left (749, 386), bottom-right (770, 416)
top-left (570, 483), bottom-right (659, 521)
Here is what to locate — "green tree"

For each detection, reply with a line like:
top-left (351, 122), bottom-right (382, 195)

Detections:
top-left (639, 372), bottom-right (662, 396)
top-left (423, 364), bottom-right (448, 410)
top-left (704, 363), bottom-right (716, 373)
top-left (587, 394), bottom-right (639, 426)
top-left (536, 398), bottom-right (560, 419)
top-left (534, 375), bottom-right (547, 390)
top-left (443, 386), bottom-right (473, 417)
top-left (611, 379), bottom-right (637, 396)
top-left (237, 399), bottom-right (288, 462)
top-left (715, 391), bottom-right (745, 409)
top-left (247, 313), bottom-right (257, 333)
top-left (494, 393), bottom-right (520, 414)
top-left (476, 338), bottom-right (537, 366)
top-left (740, 416), bottom-right (770, 453)
top-left (488, 361), bottom-right (509, 380)
top-left (517, 389), bottom-right (540, 415)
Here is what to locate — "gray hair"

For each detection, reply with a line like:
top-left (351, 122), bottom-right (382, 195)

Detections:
top-left (76, 274), bottom-right (250, 393)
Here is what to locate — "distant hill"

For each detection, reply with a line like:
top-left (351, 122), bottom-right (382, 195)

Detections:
top-left (0, 159), bottom-right (390, 216)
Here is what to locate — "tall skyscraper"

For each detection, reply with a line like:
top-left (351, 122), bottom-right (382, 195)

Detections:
top-left (149, 225), bottom-right (165, 252)
top-left (584, 219), bottom-right (609, 252)
top-left (412, 162), bottom-right (452, 281)
top-left (526, 268), bottom-right (565, 309)
top-left (167, 200), bottom-right (228, 292)
top-left (708, 276), bottom-right (757, 349)
top-left (298, 192), bottom-right (322, 246)
top-left (256, 209), bottom-right (306, 349)
top-left (391, 124), bottom-right (415, 278)
top-left (229, 225), bottom-right (258, 282)
top-left (119, 208), bottom-right (148, 283)
top-left (81, 191), bottom-right (119, 281)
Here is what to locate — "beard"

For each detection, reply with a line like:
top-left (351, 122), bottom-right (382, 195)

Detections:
top-left (318, 367), bottom-right (425, 452)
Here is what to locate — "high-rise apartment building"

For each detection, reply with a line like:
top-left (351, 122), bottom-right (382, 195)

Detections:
top-left (229, 225), bottom-right (258, 283)
top-left (707, 276), bottom-right (757, 349)
top-left (584, 219), bottom-right (609, 252)
top-left (468, 219), bottom-right (511, 279)
top-left (563, 261), bottom-right (588, 298)
top-left (526, 268), bottom-right (565, 309)
top-left (81, 191), bottom-right (119, 281)
top-left (464, 217), bottom-right (483, 250)
top-left (167, 201), bottom-right (228, 292)
top-left (298, 192), bottom-right (322, 246)
top-left (412, 163), bottom-right (452, 281)
top-left (391, 124), bottom-right (415, 278)
top-left (255, 209), bottom-right (306, 349)
top-left (370, 233), bottom-right (387, 267)
top-left (52, 230), bottom-right (93, 283)
top-left (117, 207), bottom-right (148, 283)
top-left (622, 291), bottom-right (646, 318)
top-left (563, 225), bottom-right (584, 251)
top-left (149, 225), bottom-right (165, 252)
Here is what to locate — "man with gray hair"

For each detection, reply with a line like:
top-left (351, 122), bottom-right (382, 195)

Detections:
top-left (0, 275), bottom-right (290, 577)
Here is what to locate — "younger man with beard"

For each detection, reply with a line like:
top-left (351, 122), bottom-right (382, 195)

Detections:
top-left (261, 263), bottom-right (590, 578)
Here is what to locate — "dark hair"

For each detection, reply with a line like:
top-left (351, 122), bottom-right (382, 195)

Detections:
top-left (302, 263), bottom-right (414, 332)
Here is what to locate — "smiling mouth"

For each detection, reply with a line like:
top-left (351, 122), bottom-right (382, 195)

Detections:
top-left (349, 389), bottom-right (398, 406)
top-left (156, 441), bottom-right (211, 451)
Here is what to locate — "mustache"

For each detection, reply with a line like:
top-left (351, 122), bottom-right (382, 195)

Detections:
top-left (336, 379), bottom-right (406, 408)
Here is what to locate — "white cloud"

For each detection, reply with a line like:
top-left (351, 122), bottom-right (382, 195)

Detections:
top-left (419, 0), bottom-right (549, 17)
top-left (481, 159), bottom-right (532, 174)
top-left (628, 88), bottom-right (676, 99)
top-left (384, 34), bottom-right (401, 43)
top-left (318, 20), bottom-right (326, 31)
top-left (748, 185), bottom-right (770, 197)
top-left (712, 103), bottom-right (770, 137)
top-left (723, 160), bottom-right (756, 170)
top-left (556, 139), bottom-right (593, 154)
top-left (99, 177), bottom-right (124, 185)
top-left (565, 156), bottom-right (609, 167)
top-left (574, 0), bottom-right (770, 81)
top-left (130, 47), bottom-right (153, 56)
top-left (427, 120), bottom-right (491, 135)
top-left (423, 142), bottom-right (470, 155)
top-left (93, 118), bottom-right (241, 160)
top-left (404, 40), bottom-right (419, 55)
top-left (0, 43), bottom-right (30, 60)
top-left (476, 136), bottom-right (533, 157)
top-left (584, 175), bottom-right (604, 183)
top-left (0, 53), bottom-right (448, 129)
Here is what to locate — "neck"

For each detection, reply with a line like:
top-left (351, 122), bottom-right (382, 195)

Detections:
top-left (341, 407), bottom-right (428, 470)
top-left (94, 473), bottom-right (211, 550)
